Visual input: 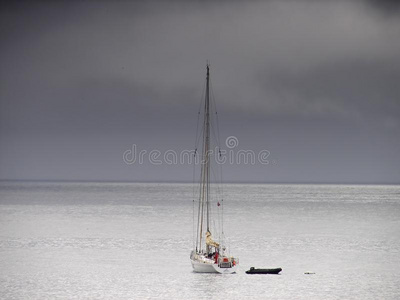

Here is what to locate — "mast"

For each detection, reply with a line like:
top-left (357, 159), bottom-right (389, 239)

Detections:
top-left (205, 64), bottom-right (211, 233)
top-left (196, 64), bottom-right (211, 253)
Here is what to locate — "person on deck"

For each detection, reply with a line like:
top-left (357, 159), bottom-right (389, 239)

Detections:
top-left (214, 250), bottom-right (219, 264)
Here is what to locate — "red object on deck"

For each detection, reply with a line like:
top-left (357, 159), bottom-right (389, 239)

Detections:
top-left (223, 257), bottom-right (228, 262)
top-left (214, 252), bottom-right (219, 263)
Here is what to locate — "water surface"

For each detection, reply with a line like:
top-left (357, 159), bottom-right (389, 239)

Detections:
top-left (0, 182), bottom-right (399, 299)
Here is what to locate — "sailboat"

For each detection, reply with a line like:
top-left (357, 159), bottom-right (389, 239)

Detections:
top-left (190, 64), bottom-right (238, 274)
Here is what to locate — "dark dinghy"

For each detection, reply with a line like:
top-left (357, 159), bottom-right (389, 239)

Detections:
top-left (246, 267), bottom-right (282, 275)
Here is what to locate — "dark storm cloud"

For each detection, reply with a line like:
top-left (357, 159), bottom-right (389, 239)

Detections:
top-left (258, 58), bottom-right (400, 125)
top-left (0, 0), bottom-right (399, 183)
top-left (367, 0), bottom-right (400, 15)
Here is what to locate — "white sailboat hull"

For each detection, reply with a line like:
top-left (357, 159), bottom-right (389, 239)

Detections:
top-left (212, 263), bottom-right (238, 274)
top-left (191, 257), bottom-right (238, 274)
top-left (191, 259), bottom-right (219, 273)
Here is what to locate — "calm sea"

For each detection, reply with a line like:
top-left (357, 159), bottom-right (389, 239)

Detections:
top-left (0, 182), bottom-right (399, 299)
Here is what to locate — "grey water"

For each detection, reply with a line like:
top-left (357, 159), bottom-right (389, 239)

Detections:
top-left (0, 182), bottom-right (399, 299)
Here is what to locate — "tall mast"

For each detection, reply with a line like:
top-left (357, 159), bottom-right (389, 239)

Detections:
top-left (197, 64), bottom-right (211, 252)
top-left (205, 64), bottom-right (210, 232)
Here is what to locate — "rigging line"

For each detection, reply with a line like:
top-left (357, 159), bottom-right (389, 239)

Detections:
top-left (193, 79), bottom-right (206, 252)
top-left (208, 114), bottom-right (220, 147)
top-left (213, 73), bottom-right (228, 255)
top-left (198, 78), bottom-right (209, 251)
top-left (196, 179), bottom-right (202, 251)
top-left (210, 161), bottom-right (224, 225)
top-left (195, 123), bottom-right (205, 153)
top-left (192, 113), bottom-right (202, 252)
top-left (209, 81), bottom-right (223, 171)
top-left (209, 76), bottom-right (225, 237)
top-left (209, 80), bottom-right (221, 146)
top-left (194, 78), bottom-right (206, 147)
top-left (192, 164), bottom-right (196, 251)
top-left (209, 79), bottom-right (224, 202)
top-left (209, 123), bottom-right (220, 155)
top-left (197, 103), bottom-right (207, 252)
top-left (193, 112), bottom-right (201, 151)
top-left (198, 143), bottom-right (206, 252)
top-left (196, 188), bottom-right (201, 251)
top-left (218, 146), bottom-right (224, 236)
top-left (216, 191), bottom-right (221, 241)
top-left (211, 126), bottom-right (221, 165)
top-left (193, 193), bottom-right (195, 250)
top-left (212, 174), bottom-right (222, 236)
top-left (192, 90), bottom-right (203, 252)
top-left (192, 146), bottom-right (197, 251)
top-left (209, 136), bottom-right (223, 218)
top-left (212, 173), bottom-right (222, 206)
top-left (197, 136), bottom-right (206, 251)
top-left (209, 162), bottom-right (222, 236)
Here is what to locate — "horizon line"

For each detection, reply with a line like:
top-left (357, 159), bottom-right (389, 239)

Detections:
top-left (0, 179), bottom-right (399, 186)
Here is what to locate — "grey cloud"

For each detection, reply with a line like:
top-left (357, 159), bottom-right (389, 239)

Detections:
top-left (1, 0), bottom-right (399, 183)
top-left (367, 0), bottom-right (400, 15)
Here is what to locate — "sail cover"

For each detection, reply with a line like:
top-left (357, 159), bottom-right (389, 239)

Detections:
top-left (205, 231), bottom-right (220, 248)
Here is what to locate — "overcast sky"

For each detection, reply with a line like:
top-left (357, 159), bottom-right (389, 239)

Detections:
top-left (1, 0), bottom-right (399, 183)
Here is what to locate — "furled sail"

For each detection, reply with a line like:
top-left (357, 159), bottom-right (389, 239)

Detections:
top-left (205, 231), bottom-right (220, 248)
